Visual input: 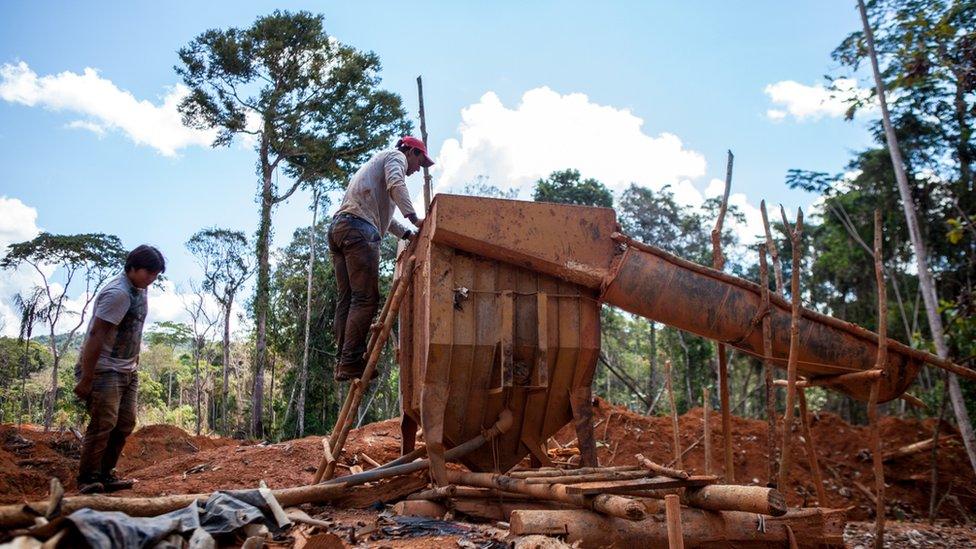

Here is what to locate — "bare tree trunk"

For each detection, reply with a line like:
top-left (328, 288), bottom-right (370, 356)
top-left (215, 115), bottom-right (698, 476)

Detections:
top-left (221, 300), bottom-right (232, 435)
top-left (194, 341), bottom-right (201, 436)
top-left (858, 0), bottom-right (976, 476)
top-left (297, 190), bottom-right (319, 437)
top-left (43, 327), bottom-right (59, 430)
top-left (252, 163), bottom-right (273, 439)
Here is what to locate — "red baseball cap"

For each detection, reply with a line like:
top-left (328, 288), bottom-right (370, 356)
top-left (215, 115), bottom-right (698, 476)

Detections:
top-left (397, 136), bottom-right (435, 167)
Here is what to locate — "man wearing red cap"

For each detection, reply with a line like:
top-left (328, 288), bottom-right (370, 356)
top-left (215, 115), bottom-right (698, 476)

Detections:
top-left (329, 136), bottom-right (433, 381)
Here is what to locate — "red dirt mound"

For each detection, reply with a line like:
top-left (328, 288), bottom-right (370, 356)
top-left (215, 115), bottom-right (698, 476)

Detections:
top-left (0, 423), bottom-right (236, 502)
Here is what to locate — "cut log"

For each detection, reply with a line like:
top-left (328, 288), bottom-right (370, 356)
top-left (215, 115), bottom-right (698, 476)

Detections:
top-left (508, 465), bottom-right (639, 478)
top-left (882, 435), bottom-right (952, 462)
top-left (523, 469), bottom-right (649, 485)
top-left (449, 498), bottom-right (577, 522)
top-left (445, 470), bottom-right (646, 521)
top-left (392, 499), bottom-right (448, 519)
top-left (510, 507), bottom-right (847, 548)
top-left (683, 484), bottom-right (787, 516)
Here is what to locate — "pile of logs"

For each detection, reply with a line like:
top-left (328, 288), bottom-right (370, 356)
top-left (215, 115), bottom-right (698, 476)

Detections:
top-left (392, 456), bottom-right (846, 548)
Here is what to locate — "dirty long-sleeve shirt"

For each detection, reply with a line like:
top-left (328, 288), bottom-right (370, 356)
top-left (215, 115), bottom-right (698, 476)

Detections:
top-left (335, 149), bottom-right (417, 238)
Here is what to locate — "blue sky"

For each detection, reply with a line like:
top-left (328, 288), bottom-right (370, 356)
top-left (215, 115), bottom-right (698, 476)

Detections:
top-left (0, 1), bottom-right (877, 334)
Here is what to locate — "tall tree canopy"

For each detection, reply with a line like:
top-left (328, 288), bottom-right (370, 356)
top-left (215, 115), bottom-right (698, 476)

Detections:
top-left (532, 169), bottom-right (614, 207)
top-left (176, 10), bottom-right (410, 437)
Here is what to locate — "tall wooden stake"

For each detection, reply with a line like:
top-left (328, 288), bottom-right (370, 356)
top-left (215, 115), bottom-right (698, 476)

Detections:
top-left (777, 207), bottom-right (803, 494)
top-left (416, 75), bottom-right (433, 213)
top-left (665, 494), bottom-right (685, 549)
top-left (703, 387), bottom-right (712, 476)
top-left (758, 243), bottom-right (777, 485)
top-left (712, 150), bottom-right (734, 481)
top-left (797, 388), bottom-right (826, 505)
top-left (760, 200), bottom-right (786, 294)
top-left (665, 359), bottom-right (683, 469)
top-left (869, 209), bottom-right (887, 548)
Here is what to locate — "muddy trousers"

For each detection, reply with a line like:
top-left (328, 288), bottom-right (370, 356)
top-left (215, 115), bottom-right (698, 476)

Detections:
top-left (328, 213), bottom-right (381, 376)
top-left (77, 370), bottom-right (138, 481)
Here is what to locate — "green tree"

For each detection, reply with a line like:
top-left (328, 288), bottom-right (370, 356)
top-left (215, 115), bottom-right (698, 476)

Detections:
top-left (186, 228), bottom-right (252, 434)
top-left (176, 10), bottom-right (410, 437)
top-left (532, 169), bottom-right (614, 207)
top-left (1, 233), bottom-right (126, 429)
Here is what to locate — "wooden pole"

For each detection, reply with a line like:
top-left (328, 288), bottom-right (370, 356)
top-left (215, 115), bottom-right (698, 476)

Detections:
top-left (665, 359), bottom-right (683, 469)
top-left (416, 75), bottom-right (432, 213)
top-left (869, 208), bottom-right (887, 548)
top-left (777, 207), bottom-right (803, 493)
top-left (636, 454), bottom-right (689, 480)
top-left (702, 387), bottom-right (712, 476)
top-left (759, 243), bottom-right (778, 485)
top-left (314, 257), bottom-right (416, 483)
top-left (797, 388), bottom-right (826, 505)
top-left (508, 465), bottom-right (639, 478)
top-left (665, 494), bottom-right (685, 549)
top-left (712, 150), bottom-right (735, 481)
top-left (760, 200), bottom-right (786, 295)
top-left (446, 471), bottom-right (647, 520)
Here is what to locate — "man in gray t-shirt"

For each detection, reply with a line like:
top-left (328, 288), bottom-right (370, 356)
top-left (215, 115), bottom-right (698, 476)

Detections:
top-left (73, 245), bottom-right (165, 493)
top-left (329, 136), bottom-right (430, 381)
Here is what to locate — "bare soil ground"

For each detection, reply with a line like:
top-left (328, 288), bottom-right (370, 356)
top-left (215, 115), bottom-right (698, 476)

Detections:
top-left (1, 398), bottom-right (973, 546)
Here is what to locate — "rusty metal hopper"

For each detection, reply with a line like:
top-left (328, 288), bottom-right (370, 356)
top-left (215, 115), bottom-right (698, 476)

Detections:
top-left (397, 197), bottom-right (612, 473)
top-left (398, 194), bottom-right (962, 474)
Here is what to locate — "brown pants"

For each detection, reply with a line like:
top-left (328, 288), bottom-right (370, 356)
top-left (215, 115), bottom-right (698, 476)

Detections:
top-left (77, 369), bottom-right (138, 481)
top-left (328, 213), bottom-right (381, 375)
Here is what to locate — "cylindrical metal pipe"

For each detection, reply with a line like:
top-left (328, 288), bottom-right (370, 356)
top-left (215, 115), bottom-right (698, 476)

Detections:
top-left (601, 242), bottom-right (920, 402)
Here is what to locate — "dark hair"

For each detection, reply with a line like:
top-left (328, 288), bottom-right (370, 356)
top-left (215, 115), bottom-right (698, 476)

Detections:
top-left (125, 245), bottom-right (166, 274)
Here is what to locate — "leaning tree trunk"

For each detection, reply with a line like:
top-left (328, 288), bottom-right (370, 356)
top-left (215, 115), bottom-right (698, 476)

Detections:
top-left (252, 155), bottom-right (273, 440)
top-left (859, 0), bottom-right (976, 475)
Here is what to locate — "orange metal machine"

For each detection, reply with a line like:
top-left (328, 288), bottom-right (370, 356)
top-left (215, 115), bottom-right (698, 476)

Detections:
top-left (397, 194), bottom-right (962, 483)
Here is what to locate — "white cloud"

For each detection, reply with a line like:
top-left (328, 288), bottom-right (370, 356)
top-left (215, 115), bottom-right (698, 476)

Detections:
top-left (0, 61), bottom-right (215, 156)
top-left (428, 86), bottom-right (769, 247)
top-left (0, 196), bottom-right (43, 336)
top-left (432, 87), bottom-right (707, 203)
top-left (65, 120), bottom-right (107, 137)
top-left (763, 78), bottom-right (873, 122)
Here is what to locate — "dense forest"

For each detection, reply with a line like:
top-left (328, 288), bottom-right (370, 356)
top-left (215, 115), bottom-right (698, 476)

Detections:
top-left (0, 1), bottom-right (973, 456)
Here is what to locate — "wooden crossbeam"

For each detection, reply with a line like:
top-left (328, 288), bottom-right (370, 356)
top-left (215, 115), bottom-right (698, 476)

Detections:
top-left (564, 475), bottom-right (717, 496)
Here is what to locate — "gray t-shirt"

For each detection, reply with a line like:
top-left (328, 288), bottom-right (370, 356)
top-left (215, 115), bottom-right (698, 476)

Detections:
top-left (81, 273), bottom-right (148, 373)
top-left (335, 149), bottom-right (417, 238)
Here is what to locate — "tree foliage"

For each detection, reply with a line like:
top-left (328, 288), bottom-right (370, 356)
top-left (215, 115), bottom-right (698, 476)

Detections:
top-left (532, 169), bottom-right (614, 207)
top-left (176, 9), bottom-right (410, 437)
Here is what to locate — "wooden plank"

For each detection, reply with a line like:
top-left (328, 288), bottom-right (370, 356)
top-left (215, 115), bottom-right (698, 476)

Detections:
top-left (564, 475), bottom-right (718, 495)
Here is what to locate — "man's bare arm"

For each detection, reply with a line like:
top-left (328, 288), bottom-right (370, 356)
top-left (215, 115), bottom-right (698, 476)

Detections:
top-left (73, 318), bottom-right (113, 400)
